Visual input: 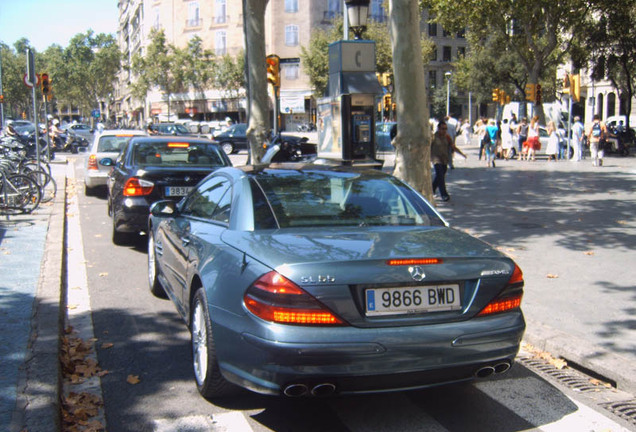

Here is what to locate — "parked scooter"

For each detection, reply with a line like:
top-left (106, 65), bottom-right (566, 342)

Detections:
top-left (603, 126), bottom-right (630, 156)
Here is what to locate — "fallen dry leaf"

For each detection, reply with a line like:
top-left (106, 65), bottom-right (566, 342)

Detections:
top-left (127, 375), bottom-right (141, 385)
top-left (584, 251), bottom-right (595, 256)
top-left (546, 274), bottom-right (559, 279)
top-left (98, 272), bottom-right (108, 277)
top-left (67, 304), bottom-right (79, 310)
top-left (101, 342), bottom-right (114, 349)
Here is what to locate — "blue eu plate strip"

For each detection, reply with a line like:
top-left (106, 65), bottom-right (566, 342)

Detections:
top-left (367, 290), bottom-right (375, 311)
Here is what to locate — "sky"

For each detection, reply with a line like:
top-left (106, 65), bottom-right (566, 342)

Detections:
top-left (0, 0), bottom-right (119, 52)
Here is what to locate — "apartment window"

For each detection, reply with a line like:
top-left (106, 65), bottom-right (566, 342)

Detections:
top-left (443, 28), bottom-right (451, 37)
top-left (431, 48), bottom-right (438, 61)
top-left (285, 0), bottom-right (298, 13)
top-left (457, 28), bottom-right (466, 38)
top-left (428, 70), bottom-right (437, 89)
top-left (215, 0), bottom-right (227, 24)
top-left (457, 47), bottom-right (466, 59)
top-left (284, 63), bottom-right (299, 80)
top-left (328, 0), bottom-right (341, 13)
top-left (187, 2), bottom-right (201, 27)
top-left (443, 46), bottom-right (452, 62)
top-left (215, 31), bottom-right (227, 55)
top-left (370, 0), bottom-right (384, 22)
top-left (285, 25), bottom-right (299, 46)
top-left (152, 7), bottom-right (160, 30)
top-left (428, 22), bottom-right (437, 37)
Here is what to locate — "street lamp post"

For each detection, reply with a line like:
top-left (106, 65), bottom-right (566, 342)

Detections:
top-left (345, 0), bottom-right (370, 40)
top-left (445, 71), bottom-right (452, 117)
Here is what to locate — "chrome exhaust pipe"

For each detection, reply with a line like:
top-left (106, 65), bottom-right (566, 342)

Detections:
top-left (311, 383), bottom-right (336, 397)
top-left (283, 384), bottom-right (308, 397)
top-left (475, 366), bottom-right (495, 378)
top-left (494, 362), bottom-right (511, 374)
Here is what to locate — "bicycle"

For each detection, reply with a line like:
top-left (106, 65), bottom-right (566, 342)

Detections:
top-left (0, 168), bottom-right (42, 214)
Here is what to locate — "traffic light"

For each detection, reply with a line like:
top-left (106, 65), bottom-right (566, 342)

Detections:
top-left (536, 84), bottom-right (542, 104)
top-left (570, 74), bottom-right (580, 102)
top-left (492, 88), bottom-right (500, 102)
top-left (266, 54), bottom-right (280, 87)
top-left (383, 94), bottom-right (391, 108)
top-left (499, 89), bottom-right (506, 105)
top-left (525, 83), bottom-right (536, 102)
top-left (41, 73), bottom-right (50, 95)
top-left (0, 94), bottom-right (4, 104)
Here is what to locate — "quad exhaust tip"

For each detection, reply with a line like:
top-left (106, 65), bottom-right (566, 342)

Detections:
top-left (475, 361), bottom-right (512, 378)
top-left (283, 382), bottom-right (336, 397)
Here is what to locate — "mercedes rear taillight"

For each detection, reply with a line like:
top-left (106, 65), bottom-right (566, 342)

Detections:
top-left (244, 271), bottom-right (346, 326)
top-left (478, 263), bottom-right (524, 316)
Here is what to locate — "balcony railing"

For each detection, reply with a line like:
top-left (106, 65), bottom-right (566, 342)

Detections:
top-left (186, 18), bottom-right (203, 28)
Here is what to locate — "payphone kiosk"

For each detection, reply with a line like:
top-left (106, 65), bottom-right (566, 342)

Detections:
top-left (318, 40), bottom-right (383, 165)
top-left (341, 93), bottom-right (375, 161)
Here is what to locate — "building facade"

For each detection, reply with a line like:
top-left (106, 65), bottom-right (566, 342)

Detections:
top-left (114, 0), bottom-right (469, 129)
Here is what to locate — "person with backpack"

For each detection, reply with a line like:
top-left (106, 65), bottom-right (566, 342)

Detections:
top-left (587, 114), bottom-right (607, 166)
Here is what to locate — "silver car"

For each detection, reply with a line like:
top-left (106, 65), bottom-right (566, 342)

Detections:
top-left (148, 163), bottom-right (526, 399)
top-left (84, 129), bottom-right (147, 195)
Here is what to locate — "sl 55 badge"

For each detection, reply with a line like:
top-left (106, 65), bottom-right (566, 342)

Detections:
top-left (300, 274), bottom-right (336, 284)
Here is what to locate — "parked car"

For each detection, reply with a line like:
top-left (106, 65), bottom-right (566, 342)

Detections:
top-left (106, 136), bottom-right (232, 244)
top-left (375, 121), bottom-right (397, 152)
top-left (147, 162), bottom-right (526, 399)
top-left (148, 122), bottom-right (194, 136)
top-left (84, 129), bottom-right (148, 195)
top-left (213, 123), bottom-right (308, 155)
top-left (65, 123), bottom-right (94, 153)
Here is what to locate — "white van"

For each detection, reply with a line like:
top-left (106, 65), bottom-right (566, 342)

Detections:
top-left (605, 115), bottom-right (636, 129)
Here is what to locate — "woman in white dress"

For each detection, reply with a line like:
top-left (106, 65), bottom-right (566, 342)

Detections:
top-left (545, 120), bottom-right (559, 161)
top-left (501, 119), bottom-right (514, 159)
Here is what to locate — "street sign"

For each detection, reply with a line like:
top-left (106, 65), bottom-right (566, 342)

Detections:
top-left (91, 109), bottom-right (101, 118)
top-left (23, 73), bottom-right (40, 88)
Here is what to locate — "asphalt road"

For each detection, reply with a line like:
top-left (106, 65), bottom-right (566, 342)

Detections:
top-left (65, 151), bottom-right (636, 431)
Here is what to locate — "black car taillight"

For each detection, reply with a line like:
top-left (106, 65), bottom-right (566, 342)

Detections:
top-left (244, 271), bottom-right (346, 326)
top-left (478, 263), bottom-right (524, 316)
top-left (123, 177), bottom-right (154, 196)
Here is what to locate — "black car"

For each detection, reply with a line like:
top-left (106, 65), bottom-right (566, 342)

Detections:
top-left (213, 123), bottom-right (309, 155)
top-left (105, 136), bottom-right (232, 244)
top-left (148, 123), bottom-right (194, 136)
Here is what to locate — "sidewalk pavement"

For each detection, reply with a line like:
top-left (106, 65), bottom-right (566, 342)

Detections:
top-left (1, 158), bottom-right (67, 432)
top-left (1, 149), bottom-right (635, 431)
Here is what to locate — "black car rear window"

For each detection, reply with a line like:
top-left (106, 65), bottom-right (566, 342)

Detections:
top-left (132, 141), bottom-right (228, 167)
top-left (252, 170), bottom-right (444, 228)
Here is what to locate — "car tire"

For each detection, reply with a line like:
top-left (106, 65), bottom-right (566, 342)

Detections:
top-left (148, 232), bottom-right (168, 298)
top-left (191, 288), bottom-right (237, 399)
top-left (220, 142), bottom-right (234, 155)
top-left (112, 216), bottom-right (130, 245)
top-left (85, 183), bottom-right (95, 197)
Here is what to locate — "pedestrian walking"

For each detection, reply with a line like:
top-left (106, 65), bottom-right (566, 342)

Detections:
top-left (501, 119), bottom-right (514, 159)
top-left (445, 115), bottom-right (459, 169)
top-left (460, 118), bottom-right (472, 146)
top-left (485, 119), bottom-right (498, 167)
top-left (525, 116), bottom-right (540, 161)
top-left (517, 117), bottom-right (529, 160)
top-left (572, 116), bottom-right (585, 161)
top-left (431, 121), bottom-right (467, 202)
top-left (545, 120), bottom-right (559, 161)
top-left (587, 114), bottom-right (607, 166)
top-left (475, 118), bottom-right (486, 160)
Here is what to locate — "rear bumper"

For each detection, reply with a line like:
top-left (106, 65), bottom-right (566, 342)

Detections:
top-left (85, 171), bottom-right (109, 188)
top-left (213, 310), bottom-right (526, 396)
top-left (113, 197), bottom-right (151, 233)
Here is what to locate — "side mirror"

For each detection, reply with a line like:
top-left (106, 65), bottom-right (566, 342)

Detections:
top-left (150, 200), bottom-right (177, 217)
top-left (99, 158), bottom-right (114, 166)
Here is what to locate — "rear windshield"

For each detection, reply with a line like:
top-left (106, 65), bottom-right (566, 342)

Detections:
top-left (252, 170), bottom-right (444, 228)
top-left (97, 135), bottom-right (138, 153)
top-left (132, 141), bottom-right (229, 167)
